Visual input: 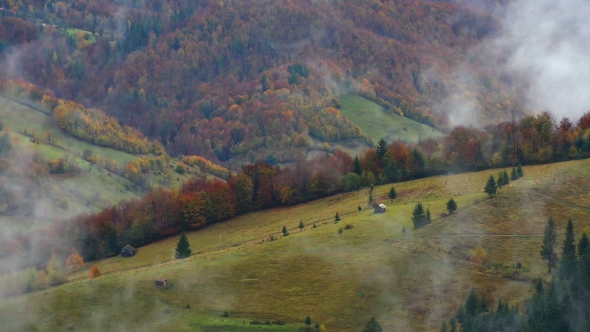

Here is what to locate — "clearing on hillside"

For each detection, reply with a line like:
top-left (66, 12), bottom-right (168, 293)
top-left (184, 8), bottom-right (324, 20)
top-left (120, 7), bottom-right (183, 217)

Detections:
top-left (3, 160), bottom-right (590, 331)
top-left (340, 95), bottom-right (445, 143)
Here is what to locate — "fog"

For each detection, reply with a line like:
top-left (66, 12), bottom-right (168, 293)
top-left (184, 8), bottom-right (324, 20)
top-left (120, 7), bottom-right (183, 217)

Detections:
top-left (491, 0), bottom-right (590, 120)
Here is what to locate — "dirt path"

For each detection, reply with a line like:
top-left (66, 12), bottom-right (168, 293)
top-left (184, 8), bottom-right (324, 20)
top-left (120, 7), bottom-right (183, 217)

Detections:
top-left (429, 234), bottom-right (544, 238)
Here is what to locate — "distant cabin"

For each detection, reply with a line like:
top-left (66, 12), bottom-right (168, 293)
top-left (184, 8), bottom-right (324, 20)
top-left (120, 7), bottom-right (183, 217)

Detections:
top-left (374, 204), bottom-right (386, 214)
top-left (155, 279), bottom-right (168, 287)
top-left (120, 244), bottom-right (137, 257)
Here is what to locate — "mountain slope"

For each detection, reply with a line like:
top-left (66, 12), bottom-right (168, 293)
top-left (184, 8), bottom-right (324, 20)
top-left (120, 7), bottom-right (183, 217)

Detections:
top-left (1, 0), bottom-right (523, 163)
top-left (340, 95), bottom-right (445, 143)
top-left (3, 159), bottom-right (589, 331)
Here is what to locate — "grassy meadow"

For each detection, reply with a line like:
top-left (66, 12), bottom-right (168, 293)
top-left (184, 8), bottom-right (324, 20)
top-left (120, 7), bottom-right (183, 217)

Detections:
top-left (340, 95), bottom-right (445, 143)
top-left (3, 159), bottom-right (590, 331)
top-left (0, 97), bottom-right (217, 221)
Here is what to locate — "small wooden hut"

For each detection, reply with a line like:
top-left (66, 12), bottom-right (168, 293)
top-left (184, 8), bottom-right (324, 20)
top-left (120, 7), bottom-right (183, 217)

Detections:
top-left (374, 203), bottom-right (387, 214)
top-left (155, 279), bottom-right (168, 287)
top-left (120, 244), bottom-right (137, 257)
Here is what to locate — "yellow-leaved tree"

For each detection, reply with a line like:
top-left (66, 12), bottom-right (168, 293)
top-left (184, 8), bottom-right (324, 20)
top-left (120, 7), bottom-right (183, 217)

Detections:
top-left (472, 244), bottom-right (487, 265)
top-left (65, 248), bottom-right (84, 272)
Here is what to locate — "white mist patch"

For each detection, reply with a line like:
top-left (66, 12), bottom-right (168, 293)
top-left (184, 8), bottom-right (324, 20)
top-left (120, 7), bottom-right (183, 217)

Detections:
top-left (493, 0), bottom-right (590, 120)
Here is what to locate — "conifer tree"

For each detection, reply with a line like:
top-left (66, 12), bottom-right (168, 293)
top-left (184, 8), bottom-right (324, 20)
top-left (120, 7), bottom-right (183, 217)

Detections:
top-left (388, 187), bottom-right (397, 201)
top-left (449, 318), bottom-right (457, 332)
top-left (282, 225), bottom-right (289, 236)
top-left (426, 208), bottom-right (431, 223)
top-left (578, 232), bottom-right (589, 257)
top-left (383, 152), bottom-right (399, 183)
top-left (465, 288), bottom-right (479, 316)
top-left (335, 212), bottom-right (341, 222)
top-left (440, 321), bottom-right (447, 332)
top-left (502, 170), bottom-right (510, 185)
top-left (362, 317), bottom-right (383, 332)
top-left (517, 163), bottom-right (523, 177)
top-left (354, 156), bottom-right (362, 176)
top-left (541, 217), bottom-right (557, 273)
top-left (338, 227), bottom-right (343, 238)
top-left (560, 217), bottom-right (577, 277)
top-left (175, 232), bottom-right (192, 259)
top-left (412, 202), bottom-right (428, 229)
top-left (304, 315), bottom-right (312, 329)
top-left (497, 172), bottom-right (504, 187)
top-left (447, 198), bottom-right (457, 214)
top-left (376, 138), bottom-right (388, 161)
top-left (299, 221), bottom-right (305, 230)
top-left (511, 167), bottom-right (518, 181)
top-left (484, 175), bottom-right (497, 197)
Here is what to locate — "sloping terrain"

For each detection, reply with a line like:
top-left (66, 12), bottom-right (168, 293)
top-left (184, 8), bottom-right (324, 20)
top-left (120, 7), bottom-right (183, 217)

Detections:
top-left (1, 0), bottom-right (522, 163)
top-left (2, 160), bottom-right (589, 331)
top-left (340, 95), bottom-right (445, 143)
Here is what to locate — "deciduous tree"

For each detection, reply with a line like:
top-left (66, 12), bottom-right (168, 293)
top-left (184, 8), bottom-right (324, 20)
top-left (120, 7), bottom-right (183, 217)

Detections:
top-left (89, 266), bottom-right (101, 279)
top-left (65, 248), bottom-right (84, 272)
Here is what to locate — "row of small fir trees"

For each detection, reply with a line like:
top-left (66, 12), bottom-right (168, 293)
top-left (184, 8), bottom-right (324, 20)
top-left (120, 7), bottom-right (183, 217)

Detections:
top-left (485, 164), bottom-right (523, 197)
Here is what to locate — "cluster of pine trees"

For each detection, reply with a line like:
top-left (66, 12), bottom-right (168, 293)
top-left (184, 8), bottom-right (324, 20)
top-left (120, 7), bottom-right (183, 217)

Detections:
top-left (441, 218), bottom-right (590, 332)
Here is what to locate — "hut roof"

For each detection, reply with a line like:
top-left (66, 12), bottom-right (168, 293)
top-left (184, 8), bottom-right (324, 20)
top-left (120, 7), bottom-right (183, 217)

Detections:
top-left (122, 244), bottom-right (136, 252)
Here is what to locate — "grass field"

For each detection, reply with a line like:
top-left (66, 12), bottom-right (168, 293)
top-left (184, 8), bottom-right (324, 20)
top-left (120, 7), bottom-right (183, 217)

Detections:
top-left (340, 95), bottom-right (445, 143)
top-left (3, 159), bottom-right (590, 331)
top-left (0, 97), bottom-right (223, 226)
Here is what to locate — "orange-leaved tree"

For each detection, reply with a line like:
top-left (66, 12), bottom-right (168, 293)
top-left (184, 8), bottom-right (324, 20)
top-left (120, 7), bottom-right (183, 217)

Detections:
top-left (89, 266), bottom-right (101, 280)
top-left (65, 248), bottom-right (84, 272)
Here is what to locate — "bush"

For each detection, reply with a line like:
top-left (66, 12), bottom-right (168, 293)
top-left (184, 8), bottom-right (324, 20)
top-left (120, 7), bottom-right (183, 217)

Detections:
top-left (344, 224), bottom-right (353, 230)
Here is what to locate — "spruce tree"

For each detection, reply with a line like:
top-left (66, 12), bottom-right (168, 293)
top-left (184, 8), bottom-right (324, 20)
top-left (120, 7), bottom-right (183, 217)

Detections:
top-left (362, 317), bottom-right (383, 332)
top-left (447, 198), bottom-right (457, 214)
top-left (560, 217), bottom-right (577, 277)
top-left (299, 221), bottom-right (305, 230)
top-left (517, 163), bottom-right (523, 177)
top-left (388, 187), bottom-right (397, 201)
top-left (440, 321), bottom-right (447, 332)
top-left (449, 318), bottom-right (457, 332)
top-left (412, 202), bottom-right (427, 229)
top-left (503, 170), bottom-right (510, 185)
top-left (282, 225), bottom-right (289, 236)
top-left (354, 156), bottom-right (362, 176)
top-left (426, 208), bottom-right (431, 223)
top-left (484, 175), bottom-right (497, 197)
top-left (175, 232), bottom-right (192, 259)
top-left (376, 138), bottom-right (388, 161)
top-left (578, 232), bottom-right (589, 257)
top-left (383, 152), bottom-right (399, 183)
top-left (511, 167), bottom-right (518, 181)
top-left (497, 172), bottom-right (504, 187)
top-left (465, 288), bottom-right (479, 316)
top-left (540, 217), bottom-right (557, 273)
top-left (304, 315), bottom-right (312, 329)
top-left (335, 212), bottom-right (341, 222)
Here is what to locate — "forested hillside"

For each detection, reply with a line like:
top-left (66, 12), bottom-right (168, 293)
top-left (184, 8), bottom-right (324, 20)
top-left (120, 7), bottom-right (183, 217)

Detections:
top-left (0, 0), bottom-right (524, 163)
